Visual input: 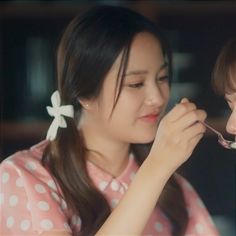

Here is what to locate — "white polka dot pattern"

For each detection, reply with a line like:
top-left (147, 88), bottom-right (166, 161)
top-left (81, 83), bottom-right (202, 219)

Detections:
top-left (25, 162), bottom-right (37, 171)
top-left (64, 222), bottom-right (70, 230)
top-left (197, 199), bottom-right (205, 209)
top-left (0, 141), bottom-right (219, 236)
top-left (6, 216), bottom-right (14, 228)
top-left (0, 145), bottom-right (73, 235)
top-left (195, 223), bottom-right (205, 234)
top-left (98, 181), bottom-right (108, 191)
top-left (47, 180), bottom-right (57, 191)
top-left (16, 177), bottom-right (24, 187)
top-left (40, 219), bottom-right (54, 230)
top-left (35, 184), bottom-right (46, 193)
top-left (110, 198), bottom-right (119, 209)
top-left (60, 199), bottom-right (67, 210)
top-left (37, 201), bottom-right (50, 211)
top-left (9, 195), bottom-right (18, 206)
top-left (20, 219), bottom-right (31, 231)
top-left (72, 215), bottom-right (81, 226)
top-left (110, 179), bottom-right (119, 191)
top-left (2, 172), bottom-right (10, 183)
top-left (155, 221), bottom-right (163, 232)
top-left (51, 191), bottom-right (60, 202)
top-left (174, 174), bottom-right (219, 235)
top-left (129, 171), bottom-right (136, 180)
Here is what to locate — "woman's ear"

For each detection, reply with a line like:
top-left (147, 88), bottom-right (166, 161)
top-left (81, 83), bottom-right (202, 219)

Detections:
top-left (79, 99), bottom-right (91, 110)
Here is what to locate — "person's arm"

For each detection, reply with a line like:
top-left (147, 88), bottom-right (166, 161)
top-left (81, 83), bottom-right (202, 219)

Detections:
top-left (96, 98), bottom-right (207, 235)
top-left (97, 153), bottom-right (174, 235)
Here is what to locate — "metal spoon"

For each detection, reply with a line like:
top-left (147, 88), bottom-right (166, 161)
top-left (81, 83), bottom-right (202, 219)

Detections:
top-left (199, 121), bottom-right (236, 149)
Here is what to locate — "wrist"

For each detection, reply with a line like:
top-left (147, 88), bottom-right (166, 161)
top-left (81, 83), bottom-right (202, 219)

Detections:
top-left (146, 150), bottom-right (177, 180)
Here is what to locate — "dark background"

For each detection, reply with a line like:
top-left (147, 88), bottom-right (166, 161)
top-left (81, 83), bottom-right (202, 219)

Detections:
top-left (0, 1), bottom-right (235, 235)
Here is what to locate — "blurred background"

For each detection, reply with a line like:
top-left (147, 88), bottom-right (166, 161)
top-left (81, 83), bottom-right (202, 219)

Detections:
top-left (0, 0), bottom-right (235, 235)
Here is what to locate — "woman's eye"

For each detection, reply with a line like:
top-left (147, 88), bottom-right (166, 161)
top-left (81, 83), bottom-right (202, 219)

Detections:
top-left (156, 75), bottom-right (169, 83)
top-left (127, 82), bottom-right (144, 88)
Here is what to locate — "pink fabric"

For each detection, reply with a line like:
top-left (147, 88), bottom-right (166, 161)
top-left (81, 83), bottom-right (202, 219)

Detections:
top-left (0, 140), bottom-right (219, 235)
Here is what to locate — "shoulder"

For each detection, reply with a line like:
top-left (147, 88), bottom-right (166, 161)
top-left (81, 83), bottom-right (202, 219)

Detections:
top-left (174, 173), bottom-right (202, 203)
top-left (1, 139), bottom-right (49, 163)
top-left (174, 174), bottom-right (219, 235)
top-left (0, 141), bottom-right (73, 235)
top-left (0, 139), bottom-right (59, 194)
top-left (173, 173), bottom-right (206, 211)
top-left (0, 140), bottom-right (49, 177)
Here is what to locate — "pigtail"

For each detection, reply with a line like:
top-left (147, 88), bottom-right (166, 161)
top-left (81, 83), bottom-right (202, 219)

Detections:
top-left (42, 120), bottom-right (111, 236)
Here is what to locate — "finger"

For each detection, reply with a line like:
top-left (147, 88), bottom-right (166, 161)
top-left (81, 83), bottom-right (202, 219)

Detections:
top-left (180, 97), bottom-right (189, 103)
top-left (165, 101), bottom-right (197, 122)
top-left (177, 109), bottom-right (207, 131)
top-left (182, 122), bottom-right (206, 141)
top-left (180, 125), bottom-right (205, 156)
top-left (188, 133), bottom-right (204, 151)
top-left (184, 133), bottom-right (204, 158)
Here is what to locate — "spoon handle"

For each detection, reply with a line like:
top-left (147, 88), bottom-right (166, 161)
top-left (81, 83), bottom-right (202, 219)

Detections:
top-left (199, 121), bottom-right (222, 137)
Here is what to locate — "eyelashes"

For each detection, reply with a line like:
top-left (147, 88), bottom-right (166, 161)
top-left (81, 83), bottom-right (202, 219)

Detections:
top-left (126, 76), bottom-right (169, 89)
top-left (127, 82), bottom-right (144, 88)
top-left (157, 75), bottom-right (169, 82)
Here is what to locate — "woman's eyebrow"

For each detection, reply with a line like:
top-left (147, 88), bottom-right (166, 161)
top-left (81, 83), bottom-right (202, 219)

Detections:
top-left (125, 62), bottom-right (168, 77)
top-left (124, 70), bottom-right (148, 77)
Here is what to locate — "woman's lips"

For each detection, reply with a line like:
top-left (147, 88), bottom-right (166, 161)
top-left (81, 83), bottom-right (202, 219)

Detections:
top-left (140, 114), bottom-right (159, 123)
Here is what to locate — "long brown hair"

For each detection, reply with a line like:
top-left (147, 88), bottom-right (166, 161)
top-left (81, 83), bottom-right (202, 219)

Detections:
top-left (42, 5), bottom-right (188, 236)
top-left (212, 38), bottom-right (236, 95)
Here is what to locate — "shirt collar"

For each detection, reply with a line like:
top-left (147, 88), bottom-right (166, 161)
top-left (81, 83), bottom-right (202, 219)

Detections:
top-left (86, 153), bottom-right (138, 190)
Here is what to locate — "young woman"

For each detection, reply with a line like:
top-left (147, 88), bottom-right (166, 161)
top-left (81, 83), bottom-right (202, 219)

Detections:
top-left (212, 38), bottom-right (236, 135)
top-left (0, 5), bottom-right (218, 236)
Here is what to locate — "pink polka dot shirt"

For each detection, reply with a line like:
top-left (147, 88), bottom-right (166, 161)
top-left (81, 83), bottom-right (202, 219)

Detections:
top-left (0, 140), bottom-right (219, 235)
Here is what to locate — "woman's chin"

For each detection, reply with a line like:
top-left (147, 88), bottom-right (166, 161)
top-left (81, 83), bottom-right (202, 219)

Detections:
top-left (132, 133), bottom-right (156, 144)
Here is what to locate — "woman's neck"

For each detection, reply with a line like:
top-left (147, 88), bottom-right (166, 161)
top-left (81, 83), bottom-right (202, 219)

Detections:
top-left (79, 125), bottom-right (130, 177)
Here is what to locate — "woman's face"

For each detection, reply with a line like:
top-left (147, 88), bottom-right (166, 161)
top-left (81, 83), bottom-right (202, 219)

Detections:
top-left (225, 92), bottom-right (236, 134)
top-left (85, 32), bottom-right (170, 144)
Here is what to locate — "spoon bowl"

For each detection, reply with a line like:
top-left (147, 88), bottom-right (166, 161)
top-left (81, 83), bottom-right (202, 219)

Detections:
top-left (199, 121), bottom-right (236, 149)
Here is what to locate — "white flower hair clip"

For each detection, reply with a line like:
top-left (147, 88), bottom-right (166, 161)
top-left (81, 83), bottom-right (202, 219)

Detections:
top-left (46, 90), bottom-right (74, 141)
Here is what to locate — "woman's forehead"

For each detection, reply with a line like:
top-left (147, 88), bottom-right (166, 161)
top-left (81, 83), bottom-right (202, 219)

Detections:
top-left (108, 33), bottom-right (164, 77)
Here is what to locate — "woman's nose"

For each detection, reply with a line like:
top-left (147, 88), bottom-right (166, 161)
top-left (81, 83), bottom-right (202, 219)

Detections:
top-left (145, 85), bottom-right (166, 106)
top-left (226, 110), bottom-right (236, 134)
